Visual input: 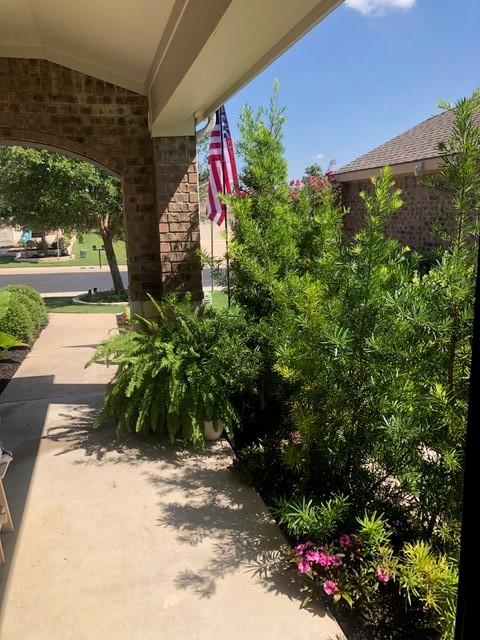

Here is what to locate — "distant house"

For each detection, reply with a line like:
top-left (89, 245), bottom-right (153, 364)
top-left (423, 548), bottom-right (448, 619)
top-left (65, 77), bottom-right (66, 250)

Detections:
top-left (335, 110), bottom-right (480, 253)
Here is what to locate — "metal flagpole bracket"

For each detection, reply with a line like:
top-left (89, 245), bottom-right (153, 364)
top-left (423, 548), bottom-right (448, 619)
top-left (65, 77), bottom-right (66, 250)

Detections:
top-left (196, 112), bottom-right (216, 141)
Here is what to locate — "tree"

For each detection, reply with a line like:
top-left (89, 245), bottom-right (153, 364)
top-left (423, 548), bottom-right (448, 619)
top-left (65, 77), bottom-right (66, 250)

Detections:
top-left (0, 146), bottom-right (125, 293)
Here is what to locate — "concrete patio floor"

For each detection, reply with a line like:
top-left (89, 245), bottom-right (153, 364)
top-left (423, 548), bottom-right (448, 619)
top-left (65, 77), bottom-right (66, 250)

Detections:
top-left (0, 314), bottom-right (346, 640)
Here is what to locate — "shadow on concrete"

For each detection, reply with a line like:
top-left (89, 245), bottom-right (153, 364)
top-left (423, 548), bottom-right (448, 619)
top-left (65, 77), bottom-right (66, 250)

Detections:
top-left (146, 449), bottom-right (336, 622)
top-left (0, 376), bottom-right (106, 605)
top-left (42, 407), bottom-right (337, 623)
top-left (1, 383), bottom-right (339, 631)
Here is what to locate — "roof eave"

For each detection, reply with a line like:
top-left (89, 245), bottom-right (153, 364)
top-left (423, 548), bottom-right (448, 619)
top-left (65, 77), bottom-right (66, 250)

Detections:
top-left (335, 156), bottom-right (443, 183)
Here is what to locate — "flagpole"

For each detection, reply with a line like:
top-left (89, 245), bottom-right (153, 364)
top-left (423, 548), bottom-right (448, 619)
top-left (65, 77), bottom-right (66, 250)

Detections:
top-left (210, 217), bottom-right (214, 297)
top-left (219, 109), bottom-right (231, 307)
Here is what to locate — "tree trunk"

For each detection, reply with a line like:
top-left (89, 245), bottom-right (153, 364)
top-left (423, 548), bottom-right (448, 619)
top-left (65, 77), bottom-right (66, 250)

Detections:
top-left (99, 222), bottom-right (125, 294)
top-left (41, 231), bottom-right (48, 256)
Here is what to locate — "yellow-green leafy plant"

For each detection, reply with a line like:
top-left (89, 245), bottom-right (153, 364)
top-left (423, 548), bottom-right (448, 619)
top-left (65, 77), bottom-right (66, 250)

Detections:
top-left (398, 541), bottom-right (458, 640)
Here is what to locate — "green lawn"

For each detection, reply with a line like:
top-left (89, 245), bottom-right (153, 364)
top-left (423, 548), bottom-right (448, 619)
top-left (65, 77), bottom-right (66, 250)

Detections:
top-left (0, 233), bottom-right (127, 268)
top-left (211, 291), bottom-right (229, 307)
top-left (45, 291), bottom-right (228, 314)
top-left (45, 297), bottom-right (127, 314)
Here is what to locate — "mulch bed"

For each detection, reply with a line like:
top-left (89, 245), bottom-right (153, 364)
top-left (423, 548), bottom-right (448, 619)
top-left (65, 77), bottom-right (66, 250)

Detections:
top-left (0, 346), bottom-right (30, 396)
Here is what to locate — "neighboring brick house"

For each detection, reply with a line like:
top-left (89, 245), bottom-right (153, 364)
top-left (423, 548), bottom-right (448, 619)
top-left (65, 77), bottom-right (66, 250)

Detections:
top-left (336, 110), bottom-right (480, 253)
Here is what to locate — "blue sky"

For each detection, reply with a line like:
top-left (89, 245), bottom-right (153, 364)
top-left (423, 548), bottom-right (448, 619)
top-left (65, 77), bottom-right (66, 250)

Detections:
top-left (224, 0), bottom-right (479, 179)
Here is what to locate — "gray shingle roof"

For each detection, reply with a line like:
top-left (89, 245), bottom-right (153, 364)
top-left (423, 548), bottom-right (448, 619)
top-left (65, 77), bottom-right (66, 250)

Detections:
top-left (336, 110), bottom-right (480, 175)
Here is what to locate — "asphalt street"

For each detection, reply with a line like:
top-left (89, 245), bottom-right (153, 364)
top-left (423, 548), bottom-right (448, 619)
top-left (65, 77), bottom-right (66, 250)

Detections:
top-left (0, 268), bottom-right (223, 294)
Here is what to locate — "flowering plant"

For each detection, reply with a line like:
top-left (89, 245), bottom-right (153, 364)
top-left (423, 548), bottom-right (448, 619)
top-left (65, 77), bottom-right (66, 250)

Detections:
top-left (291, 511), bottom-right (458, 638)
top-left (293, 522), bottom-right (395, 611)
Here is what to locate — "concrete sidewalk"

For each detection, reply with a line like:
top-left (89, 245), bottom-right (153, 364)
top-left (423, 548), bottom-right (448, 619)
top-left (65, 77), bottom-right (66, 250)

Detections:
top-left (0, 315), bottom-right (345, 640)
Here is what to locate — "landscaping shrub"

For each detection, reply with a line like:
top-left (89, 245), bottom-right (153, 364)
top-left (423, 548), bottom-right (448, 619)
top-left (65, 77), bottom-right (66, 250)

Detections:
top-left (0, 290), bottom-right (28, 349)
top-left (4, 284), bottom-right (48, 330)
top-left (80, 289), bottom-right (129, 303)
top-left (0, 295), bottom-right (35, 343)
top-left (90, 294), bottom-right (261, 446)
top-left (223, 89), bottom-right (480, 638)
top-left (86, 88), bottom-right (478, 638)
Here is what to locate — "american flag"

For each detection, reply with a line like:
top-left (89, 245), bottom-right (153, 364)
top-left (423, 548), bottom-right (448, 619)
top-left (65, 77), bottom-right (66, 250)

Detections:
top-left (206, 105), bottom-right (238, 226)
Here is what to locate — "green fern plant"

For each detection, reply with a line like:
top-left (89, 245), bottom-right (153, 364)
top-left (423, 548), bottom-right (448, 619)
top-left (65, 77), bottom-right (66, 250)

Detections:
top-left (88, 294), bottom-right (261, 446)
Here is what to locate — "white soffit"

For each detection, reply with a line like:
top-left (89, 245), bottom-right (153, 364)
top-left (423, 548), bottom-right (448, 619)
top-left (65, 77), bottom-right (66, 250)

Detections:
top-left (149, 0), bottom-right (342, 136)
top-left (0, 0), bottom-right (176, 94)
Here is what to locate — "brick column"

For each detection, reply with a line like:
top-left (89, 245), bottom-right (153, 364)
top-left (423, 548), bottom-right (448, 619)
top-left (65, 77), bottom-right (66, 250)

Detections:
top-left (153, 136), bottom-right (203, 302)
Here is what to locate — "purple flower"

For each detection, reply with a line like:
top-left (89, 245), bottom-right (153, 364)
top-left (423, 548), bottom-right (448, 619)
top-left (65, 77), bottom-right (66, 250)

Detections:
top-left (376, 567), bottom-right (390, 583)
top-left (323, 580), bottom-right (339, 596)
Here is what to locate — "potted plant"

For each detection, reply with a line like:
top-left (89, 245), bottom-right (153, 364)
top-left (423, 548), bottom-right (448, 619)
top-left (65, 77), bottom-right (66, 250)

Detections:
top-left (89, 295), bottom-right (260, 446)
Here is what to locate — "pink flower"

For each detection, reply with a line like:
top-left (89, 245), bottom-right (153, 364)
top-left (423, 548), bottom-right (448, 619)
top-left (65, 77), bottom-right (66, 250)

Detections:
top-left (317, 552), bottom-right (331, 567)
top-left (376, 568), bottom-right (390, 583)
top-left (317, 552), bottom-right (342, 568)
top-left (325, 170), bottom-right (337, 184)
top-left (297, 557), bottom-right (311, 574)
top-left (294, 179), bottom-right (301, 188)
top-left (294, 542), bottom-right (312, 557)
top-left (330, 554), bottom-right (343, 568)
top-left (305, 549), bottom-right (321, 563)
top-left (339, 534), bottom-right (352, 549)
top-left (323, 580), bottom-right (339, 596)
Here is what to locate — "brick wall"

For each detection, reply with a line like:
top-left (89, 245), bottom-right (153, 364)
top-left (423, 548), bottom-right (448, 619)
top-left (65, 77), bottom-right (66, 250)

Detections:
top-left (0, 58), bottom-right (202, 306)
top-left (153, 136), bottom-right (202, 301)
top-left (341, 174), bottom-right (454, 253)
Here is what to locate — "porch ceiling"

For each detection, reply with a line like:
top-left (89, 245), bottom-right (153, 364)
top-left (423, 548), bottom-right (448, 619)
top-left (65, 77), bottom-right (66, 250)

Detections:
top-left (0, 0), bottom-right (341, 136)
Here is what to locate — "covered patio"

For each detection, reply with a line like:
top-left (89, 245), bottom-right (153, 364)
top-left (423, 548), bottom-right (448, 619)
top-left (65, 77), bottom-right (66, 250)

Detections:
top-left (0, 1), bottom-right (348, 637)
top-left (0, 0), bottom-right (341, 314)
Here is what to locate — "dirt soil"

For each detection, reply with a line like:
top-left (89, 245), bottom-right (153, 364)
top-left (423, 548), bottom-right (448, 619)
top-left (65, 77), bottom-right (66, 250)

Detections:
top-left (0, 347), bottom-right (30, 396)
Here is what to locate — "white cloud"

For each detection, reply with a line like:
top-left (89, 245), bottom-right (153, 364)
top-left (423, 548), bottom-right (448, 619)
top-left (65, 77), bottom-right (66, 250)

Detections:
top-left (311, 153), bottom-right (324, 161)
top-left (345, 0), bottom-right (416, 16)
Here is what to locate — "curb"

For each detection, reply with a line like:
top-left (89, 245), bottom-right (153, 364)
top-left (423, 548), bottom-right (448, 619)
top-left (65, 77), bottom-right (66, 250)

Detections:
top-left (72, 295), bottom-right (129, 307)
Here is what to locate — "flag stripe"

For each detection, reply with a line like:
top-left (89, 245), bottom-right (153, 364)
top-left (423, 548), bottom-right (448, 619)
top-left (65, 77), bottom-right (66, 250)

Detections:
top-left (206, 106), bottom-right (238, 227)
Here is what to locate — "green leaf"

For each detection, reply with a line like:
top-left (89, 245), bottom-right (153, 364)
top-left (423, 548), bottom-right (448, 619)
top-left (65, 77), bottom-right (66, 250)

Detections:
top-left (0, 330), bottom-right (27, 350)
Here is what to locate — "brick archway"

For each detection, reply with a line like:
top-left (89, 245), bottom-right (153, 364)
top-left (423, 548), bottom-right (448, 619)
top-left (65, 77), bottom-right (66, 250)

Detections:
top-left (0, 130), bottom-right (123, 177)
top-left (0, 58), bottom-right (202, 309)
